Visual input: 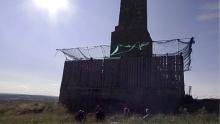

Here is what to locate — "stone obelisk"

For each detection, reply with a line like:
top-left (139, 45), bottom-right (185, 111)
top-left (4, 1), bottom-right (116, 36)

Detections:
top-left (111, 0), bottom-right (152, 57)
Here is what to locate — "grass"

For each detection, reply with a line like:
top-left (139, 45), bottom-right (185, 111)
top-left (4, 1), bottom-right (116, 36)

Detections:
top-left (0, 101), bottom-right (219, 124)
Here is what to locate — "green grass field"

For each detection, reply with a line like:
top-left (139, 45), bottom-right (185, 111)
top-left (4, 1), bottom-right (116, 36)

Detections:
top-left (0, 101), bottom-right (219, 124)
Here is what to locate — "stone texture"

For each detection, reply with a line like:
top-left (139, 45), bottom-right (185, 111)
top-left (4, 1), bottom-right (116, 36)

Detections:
top-left (111, 0), bottom-right (152, 57)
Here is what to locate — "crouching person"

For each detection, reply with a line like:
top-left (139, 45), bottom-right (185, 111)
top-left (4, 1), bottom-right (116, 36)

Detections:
top-left (143, 108), bottom-right (151, 120)
top-left (123, 107), bottom-right (130, 117)
top-left (95, 105), bottom-right (105, 122)
top-left (75, 110), bottom-right (86, 123)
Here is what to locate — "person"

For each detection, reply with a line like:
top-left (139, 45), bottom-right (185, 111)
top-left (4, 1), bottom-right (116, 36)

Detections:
top-left (123, 107), bottom-right (130, 117)
top-left (143, 108), bottom-right (150, 119)
top-left (95, 105), bottom-right (105, 121)
top-left (75, 109), bottom-right (86, 123)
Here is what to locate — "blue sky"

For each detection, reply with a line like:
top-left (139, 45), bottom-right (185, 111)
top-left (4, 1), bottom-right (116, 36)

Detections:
top-left (0, 0), bottom-right (219, 98)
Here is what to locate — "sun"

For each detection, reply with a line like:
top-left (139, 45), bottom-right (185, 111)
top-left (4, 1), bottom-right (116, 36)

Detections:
top-left (33, 0), bottom-right (69, 16)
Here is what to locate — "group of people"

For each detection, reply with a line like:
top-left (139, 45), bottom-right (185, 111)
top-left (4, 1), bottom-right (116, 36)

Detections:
top-left (75, 105), bottom-right (150, 122)
top-left (123, 107), bottom-right (151, 119)
top-left (75, 105), bottom-right (105, 122)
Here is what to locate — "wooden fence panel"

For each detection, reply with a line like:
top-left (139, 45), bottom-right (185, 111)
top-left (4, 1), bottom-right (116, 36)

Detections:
top-left (70, 61), bottom-right (77, 87)
top-left (103, 59), bottom-right (120, 88)
top-left (60, 55), bottom-right (186, 113)
top-left (88, 60), bottom-right (102, 88)
top-left (119, 58), bottom-right (127, 88)
top-left (62, 55), bottom-right (184, 90)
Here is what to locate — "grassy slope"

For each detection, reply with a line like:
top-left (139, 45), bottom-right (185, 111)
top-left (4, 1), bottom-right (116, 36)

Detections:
top-left (0, 101), bottom-right (219, 124)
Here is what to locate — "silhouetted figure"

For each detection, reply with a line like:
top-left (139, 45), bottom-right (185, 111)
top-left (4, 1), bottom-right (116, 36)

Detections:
top-left (75, 110), bottom-right (86, 123)
top-left (95, 105), bottom-right (105, 121)
top-left (123, 107), bottom-right (130, 117)
top-left (190, 37), bottom-right (195, 44)
top-left (143, 108), bottom-right (150, 119)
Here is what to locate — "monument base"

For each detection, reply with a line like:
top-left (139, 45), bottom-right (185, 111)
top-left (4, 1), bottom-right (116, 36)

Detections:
top-left (59, 56), bottom-right (185, 113)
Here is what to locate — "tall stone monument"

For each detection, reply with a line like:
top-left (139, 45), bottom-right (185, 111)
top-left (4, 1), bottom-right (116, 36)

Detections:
top-left (111, 0), bottom-right (152, 57)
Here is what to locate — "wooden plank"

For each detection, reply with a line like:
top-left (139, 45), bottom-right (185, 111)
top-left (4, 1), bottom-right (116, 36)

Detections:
top-left (149, 56), bottom-right (153, 88)
top-left (64, 61), bottom-right (71, 86)
top-left (118, 59), bottom-right (122, 88)
top-left (142, 57), bottom-right (145, 88)
top-left (152, 57), bottom-right (157, 88)
top-left (75, 61), bottom-right (80, 86)
top-left (124, 57), bottom-right (129, 88)
top-left (147, 57), bottom-right (151, 88)
top-left (159, 57), bottom-right (162, 88)
top-left (129, 57), bottom-right (133, 88)
top-left (103, 59), bottom-right (107, 88)
top-left (100, 60), bottom-right (104, 88)
top-left (71, 61), bottom-right (77, 87)
top-left (141, 57), bottom-right (146, 88)
top-left (128, 57), bottom-right (132, 88)
top-left (103, 59), bottom-right (112, 88)
top-left (132, 57), bottom-right (137, 88)
top-left (119, 58), bottom-right (124, 88)
top-left (167, 56), bottom-right (171, 87)
top-left (135, 57), bottom-right (138, 88)
top-left (80, 61), bottom-right (85, 87)
top-left (162, 56), bottom-right (165, 88)
top-left (169, 56), bottom-right (172, 86)
top-left (138, 57), bottom-right (142, 88)
top-left (165, 56), bottom-right (168, 88)
top-left (128, 58), bottom-right (132, 88)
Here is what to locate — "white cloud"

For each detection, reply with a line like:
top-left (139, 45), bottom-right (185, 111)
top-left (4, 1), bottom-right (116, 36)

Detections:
top-left (197, 12), bottom-right (219, 21)
top-left (51, 83), bottom-right (59, 87)
top-left (197, 1), bottom-right (219, 21)
top-left (19, 84), bottom-right (30, 90)
top-left (0, 71), bottom-right (60, 96)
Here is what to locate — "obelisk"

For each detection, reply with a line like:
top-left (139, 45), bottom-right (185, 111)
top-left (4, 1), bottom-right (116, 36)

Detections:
top-left (111, 0), bottom-right (152, 57)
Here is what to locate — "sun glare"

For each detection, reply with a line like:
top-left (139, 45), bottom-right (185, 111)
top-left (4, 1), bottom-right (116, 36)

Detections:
top-left (33, 0), bottom-right (69, 16)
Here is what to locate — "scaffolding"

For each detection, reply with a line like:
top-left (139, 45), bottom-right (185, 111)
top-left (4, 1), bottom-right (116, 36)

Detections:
top-left (57, 37), bottom-right (195, 71)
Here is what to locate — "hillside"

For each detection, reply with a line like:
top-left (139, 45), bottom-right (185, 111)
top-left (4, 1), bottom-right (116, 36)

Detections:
top-left (0, 94), bottom-right (58, 102)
